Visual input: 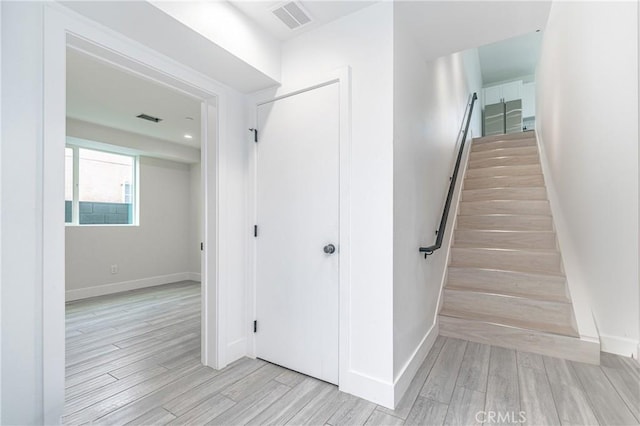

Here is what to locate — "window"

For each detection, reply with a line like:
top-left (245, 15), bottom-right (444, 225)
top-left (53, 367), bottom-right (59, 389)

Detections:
top-left (65, 146), bottom-right (138, 225)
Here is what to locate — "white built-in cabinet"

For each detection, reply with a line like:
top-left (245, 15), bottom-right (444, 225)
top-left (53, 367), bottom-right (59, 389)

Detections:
top-left (483, 80), bottom-right (523, 105)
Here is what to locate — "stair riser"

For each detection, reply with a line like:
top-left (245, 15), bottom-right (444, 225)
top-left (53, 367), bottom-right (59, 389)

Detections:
top-left (438, 316), bottom-right (600, 365)
top-left (470, 146), bottom-right (538, 160)
top-left (464, 175), bottom-right (545, 190)
top-left (472, 138), bottom-right (536, 152)
top-left (469, 155), bottom-right (540, 169)
top-left (454, 230), bottom-right (557, 250)
top-left (450, 248), bottom-right (563, 275)
top-left (459, 201), bottom-right (551, 216)
top-left (473, 132), bottom-right (536, 144)
top-left (447, 267), bottom-right (569, 302)
top-left (441, 289), bottom-right (578, 336)
top-left (462, 188), bottom-right (548, 202)
top-left (466, 164), bottom-right (542, 179)
top-left (457, 215), bottom-right (554, 231)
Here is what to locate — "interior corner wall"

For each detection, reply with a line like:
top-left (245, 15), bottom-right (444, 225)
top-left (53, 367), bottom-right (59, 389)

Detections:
top-left (66, 155), bottom-right (193, 300)
top-left (536, 1), bottom-right (639, 356)
top-left (277, 2), bottom-right (395, 402)
top-left (461, 48), bottom-right (483, 138)
top-left (1, 2), bottom-right (45, 423)
top-left (392, 18), bottom-right (483, 383)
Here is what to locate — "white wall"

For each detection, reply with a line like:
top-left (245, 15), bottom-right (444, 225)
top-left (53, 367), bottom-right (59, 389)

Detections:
top-left (0, 2), bottom-right (4, 420)
top-left (392, 17), bottom-right (483, 385)
top-left (190, 162), bottom-right (202, 277)
top-left (536, 1), bottom-right (639, 356)
top-left (66, 156), bottom-right (194, 299)
top-left (1, 2), bottom-right (45, 423)
top-left (218, 93), bottom-right (250, 363)
top-left (150, 1), bottom-right (281, 83)
top-left (275, 2), bottom-right (396, 405)
top-left (67, 118), bottom-right (200, 164)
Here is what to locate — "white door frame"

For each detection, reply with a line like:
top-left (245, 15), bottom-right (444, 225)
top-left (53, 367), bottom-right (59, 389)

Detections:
top-left (247, 68), bottom-right (352, 389)
top-left (42, 4), bottom-right (227, 422)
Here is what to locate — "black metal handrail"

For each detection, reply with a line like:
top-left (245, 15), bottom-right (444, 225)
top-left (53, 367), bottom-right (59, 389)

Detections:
top-left (420, 92), bottom-right (478, 258)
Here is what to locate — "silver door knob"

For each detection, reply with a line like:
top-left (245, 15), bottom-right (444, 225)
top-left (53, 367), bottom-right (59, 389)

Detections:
top-left (323, 244), bottom-right (336, 254)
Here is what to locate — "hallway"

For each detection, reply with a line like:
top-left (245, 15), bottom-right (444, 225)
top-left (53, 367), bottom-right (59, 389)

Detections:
top-left (64, 283), bottom-right (639, 425)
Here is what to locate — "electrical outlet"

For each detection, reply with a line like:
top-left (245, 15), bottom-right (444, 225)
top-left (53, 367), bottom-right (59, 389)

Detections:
top-left (110, 264), bottom-right (118, 274)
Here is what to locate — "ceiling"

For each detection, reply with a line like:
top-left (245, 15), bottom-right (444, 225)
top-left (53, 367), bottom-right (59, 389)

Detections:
top-left (396, 1), bottom-right (551, 62)
top-left (66, 48), bottom-right (202, 148)
top-left (478, 32), bottom-right (543, 85)
top-left (231, 1), bottom-right (376, 41)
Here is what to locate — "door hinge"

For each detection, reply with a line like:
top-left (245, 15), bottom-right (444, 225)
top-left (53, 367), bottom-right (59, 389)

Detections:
top-left (249, 128), bottom-right (258, 143)
top-left (253, 320), bottom-right (257, 333)
top-left (200, 242), bottom-right (204, 251)
top-left (254, 225), bottom-right (258, 237)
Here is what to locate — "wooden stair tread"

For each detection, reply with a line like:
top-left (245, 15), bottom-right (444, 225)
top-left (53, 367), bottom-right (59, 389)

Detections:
top-left (450, 247), bottom-right (564, 276)
top-left (446, 266), bottom-right (570, 302)
top-left (472, 132), bottom-right (536, 144)
top-left (466, 164), bottom-right (542, 179)
top-left (459, 200), bottom-right (551, 216)
top-left (454, 229), bottom-right (557, 250)
top-left (441, 286), bottom-right (579, 336)
top-left (440, 308), bottom-right (578, 338)
top-left (438, 315), bottom-right (599, 365)
top-left (464, 175), bottom-right (545, 190)
top-left (469, 154), bottom-right (540, 169)
top-left (470, 146), bottom-right (538, 160)
top-left (456, 214), bottom-right (554, 231)
top-left (471, 138), bottom-right (537, 152)
top-left (462, 187), bottom-right (548, 201)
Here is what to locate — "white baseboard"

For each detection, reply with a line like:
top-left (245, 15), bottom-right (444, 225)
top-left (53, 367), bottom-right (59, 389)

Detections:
top-left (600, 334), bottom-right (639, 358)
top-left (187, 272), bottom-right (202, 282)
top-left (340, 369), bottom-right (394, 409)
top-left (226, 338), bottom-right (247, 365)
top-left (392, 322), bottom-right (439, 408)
top-left (66, 272), bottom-right (194, 301)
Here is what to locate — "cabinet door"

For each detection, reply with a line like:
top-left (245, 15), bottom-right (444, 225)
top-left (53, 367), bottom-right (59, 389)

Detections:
top-left (502, 81), bottom-right (523, 102)
top-left (483, 86), bottom-right (503, 105)
top-left (505, 99), bottom-right (523, 134)
top-left (484, 102), bottom-right (505, 136)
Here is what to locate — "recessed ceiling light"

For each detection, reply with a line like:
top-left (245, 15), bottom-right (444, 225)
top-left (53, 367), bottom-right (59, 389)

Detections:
top-left (184, 134), bottom-right (193, 139)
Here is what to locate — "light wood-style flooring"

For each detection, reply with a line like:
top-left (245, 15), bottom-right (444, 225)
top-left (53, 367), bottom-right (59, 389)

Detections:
top-left (65, 282), bottom-right (640, 425)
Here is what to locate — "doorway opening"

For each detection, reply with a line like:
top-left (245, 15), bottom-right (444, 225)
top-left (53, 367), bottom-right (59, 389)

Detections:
top-left (60, 44), bottom-right (213, 423)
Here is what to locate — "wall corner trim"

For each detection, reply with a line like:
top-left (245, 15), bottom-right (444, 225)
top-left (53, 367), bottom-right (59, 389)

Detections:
top-left (392, 322), bottom-right (439, 408)
top-left (187, 272), bottom-right (202, 282)
top-left (339, 369), bottom-right (395, 409)
top-left (600, 334), bottom-right (640, 359)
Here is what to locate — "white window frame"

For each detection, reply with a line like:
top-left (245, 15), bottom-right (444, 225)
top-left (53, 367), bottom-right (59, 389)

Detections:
top-left (65, 143), bottom-right (139, 226)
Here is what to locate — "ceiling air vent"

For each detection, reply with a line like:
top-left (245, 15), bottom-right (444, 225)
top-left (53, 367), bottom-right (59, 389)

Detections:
top-left (272, 1), bottom-right (312, 30)
top-left (136, 113), bottom-right (163, 123)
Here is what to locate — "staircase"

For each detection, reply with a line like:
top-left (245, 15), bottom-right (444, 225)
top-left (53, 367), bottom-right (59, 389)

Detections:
top-left (439, 131), bottom-right (600, 364)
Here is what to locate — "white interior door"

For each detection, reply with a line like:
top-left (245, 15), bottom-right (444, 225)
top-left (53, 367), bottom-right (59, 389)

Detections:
top-left (256, 83), bottom-right (340, 384)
